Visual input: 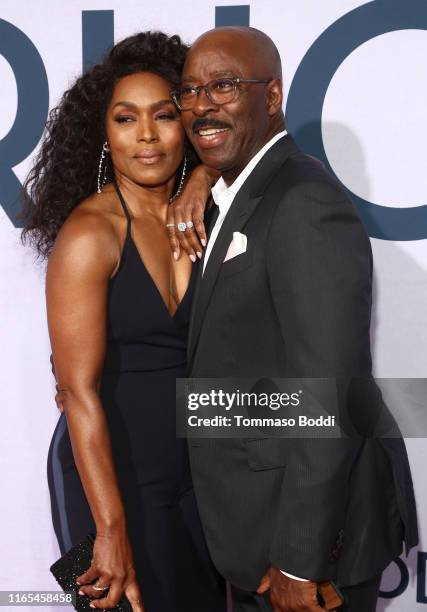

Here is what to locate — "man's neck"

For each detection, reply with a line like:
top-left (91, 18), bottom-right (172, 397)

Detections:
top-left (222, 126), bottom-right (286, 187)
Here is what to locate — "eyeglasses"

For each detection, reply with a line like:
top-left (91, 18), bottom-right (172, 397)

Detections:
top-left (171, 77), bottom-right (272, 111)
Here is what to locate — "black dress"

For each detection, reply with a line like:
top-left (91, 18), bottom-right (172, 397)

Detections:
top-left (47, 183), bottom-right (225, 611)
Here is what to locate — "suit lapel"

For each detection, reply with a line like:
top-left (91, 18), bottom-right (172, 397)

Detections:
top-left (188, 186), bottom-right (261, 364)
top-left (187, 202), bottom-right (219, 358)
top-left (188, 134), bottom-right (300, 368)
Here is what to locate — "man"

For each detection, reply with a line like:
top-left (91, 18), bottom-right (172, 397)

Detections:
top-left (169, 27), bottom-right (418, 611)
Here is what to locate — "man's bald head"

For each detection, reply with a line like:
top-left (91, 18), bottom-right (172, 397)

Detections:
top-left (189, 27), bottom-right (283, 82)
top-left (180, 26), bottom-right (285, 183)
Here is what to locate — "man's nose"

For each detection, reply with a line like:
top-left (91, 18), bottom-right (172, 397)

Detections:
top-left (192, 87), bottom-right (218, 116)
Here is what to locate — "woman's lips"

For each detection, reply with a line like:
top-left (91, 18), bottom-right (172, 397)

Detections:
top-left (134, 151), bottom-right (165, 165)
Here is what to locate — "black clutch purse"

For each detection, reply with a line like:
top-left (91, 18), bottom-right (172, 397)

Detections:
top-left (50, 533), bottom-right (133, 612)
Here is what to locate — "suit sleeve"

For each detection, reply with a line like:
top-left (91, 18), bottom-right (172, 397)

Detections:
top-left (266, 177), bottom-right (373, 580)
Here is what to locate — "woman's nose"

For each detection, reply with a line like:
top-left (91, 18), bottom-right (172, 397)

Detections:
top-left (137, 120), bottom-right (159, 143)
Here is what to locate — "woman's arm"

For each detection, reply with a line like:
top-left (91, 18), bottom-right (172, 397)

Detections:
top-left (46, 212), bottom-right (143, 611)
top-left (166, 164), bottom-right (220, 261)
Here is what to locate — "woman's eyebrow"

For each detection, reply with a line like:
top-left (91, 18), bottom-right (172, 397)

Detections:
top-left (151, 99), bottom-right (176, 110)
top-left (112, 99), bottom-right (175, 110)
top-left (112, 100), bottom-right (138, 110)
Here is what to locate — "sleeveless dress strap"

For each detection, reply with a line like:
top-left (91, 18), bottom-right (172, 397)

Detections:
top-left (113, 180), bottom-right (132, 237)
top-left (111, 181), bottom-right (132, 276)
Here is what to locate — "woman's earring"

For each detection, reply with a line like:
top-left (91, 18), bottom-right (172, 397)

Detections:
top-left (97, 141), bottom-right (110, 193)
top-left (169, 156), bottom-right (187, 203)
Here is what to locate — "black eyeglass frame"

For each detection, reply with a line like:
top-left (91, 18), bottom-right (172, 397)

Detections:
top-left (170, 77), bottom-right (273, 110)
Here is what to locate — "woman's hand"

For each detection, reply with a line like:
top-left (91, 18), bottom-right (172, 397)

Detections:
top-left (167, 164), bottom-right (220, 262)
top-left (54, 384), bottom-right (65, 412)
top-left (76, 526), bottom-right (144, 611)
top-left (50, 355), bottom-right (65, 413)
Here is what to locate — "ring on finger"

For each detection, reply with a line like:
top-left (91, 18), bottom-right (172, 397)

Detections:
top-left (177, 222), bottom-right (187, 232)
top-left (166, 223), bottom-right (176, 228)
top-left (92, 583), bottom-right (110, 591)
top-left (185, 221), bottom-right (194, 230)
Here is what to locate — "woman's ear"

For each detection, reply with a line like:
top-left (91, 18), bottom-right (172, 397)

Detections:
top-left (266, 79), bottom-right (283, 117)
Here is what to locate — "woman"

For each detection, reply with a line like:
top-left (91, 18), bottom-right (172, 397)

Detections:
top-left (22, 32), bottom-right (224, 612)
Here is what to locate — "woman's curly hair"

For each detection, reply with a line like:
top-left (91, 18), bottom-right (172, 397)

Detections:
top-left (21, 31), bottom-right (190, 258)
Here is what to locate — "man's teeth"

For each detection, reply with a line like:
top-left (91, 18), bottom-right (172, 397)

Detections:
top-left (198, 128), bottom-right (229, 137)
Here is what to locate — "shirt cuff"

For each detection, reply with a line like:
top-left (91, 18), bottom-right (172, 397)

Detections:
top-left (280, 570), bottom-right (310, 582)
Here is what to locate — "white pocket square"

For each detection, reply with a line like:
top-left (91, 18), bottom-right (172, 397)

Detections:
top-left (223, 232), bottom-right (247, 262)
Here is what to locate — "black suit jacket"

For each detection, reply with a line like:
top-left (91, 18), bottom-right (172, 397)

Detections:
top-left (187, 134), bottom-right (418, 590)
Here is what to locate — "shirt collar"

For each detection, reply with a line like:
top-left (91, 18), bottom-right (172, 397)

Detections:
top-left (211, 129), bottom-right (287, 215)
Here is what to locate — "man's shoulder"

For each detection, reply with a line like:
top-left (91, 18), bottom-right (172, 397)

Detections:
top-left (263, 144), bottom-right (366, 232)
top-left (261, 144), bottom-right (354, 215)
top-left (276, 147), bottom-right (343, 195)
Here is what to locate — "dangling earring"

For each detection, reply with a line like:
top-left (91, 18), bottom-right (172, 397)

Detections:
top-left (169, 156), bottom-right (187, 203)
top-left (97, 141), bottom-right (110, 193)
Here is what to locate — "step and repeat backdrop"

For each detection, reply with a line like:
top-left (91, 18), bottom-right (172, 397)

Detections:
top-left (0, 1), bottom-right (426, 610)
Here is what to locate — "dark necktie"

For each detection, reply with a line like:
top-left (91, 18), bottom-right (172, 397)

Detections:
top-left (205, 198), bottom-right (220, 240)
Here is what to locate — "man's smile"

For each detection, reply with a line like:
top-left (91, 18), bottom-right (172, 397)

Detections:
top-left (191, 118), bottom-right (232, 148)
top-left (197, 127), bottom-right (229, 137)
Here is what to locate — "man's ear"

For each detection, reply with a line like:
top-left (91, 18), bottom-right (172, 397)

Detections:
top-left (265, 79), bottom-right (283, 116)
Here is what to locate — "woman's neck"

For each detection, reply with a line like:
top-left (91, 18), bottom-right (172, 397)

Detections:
top-left (114, 172), bottom-right (175, 222)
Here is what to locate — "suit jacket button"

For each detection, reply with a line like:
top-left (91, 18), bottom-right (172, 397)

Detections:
top-left (328, 550), bottom-right (339, 563)
top-left (328, 529), bottom-right (345, 562)
top-left (336, 529), bottom-right (345, 548)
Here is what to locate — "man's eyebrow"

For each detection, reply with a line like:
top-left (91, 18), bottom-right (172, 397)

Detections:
top-left (181, 71), bottom-right (238, 84)
top-left (112, 99), bottom-right (175, 110)
top-left (211, 70), bottom-right (239, 77)
top-left (180, 75), bottom-right (197, 84)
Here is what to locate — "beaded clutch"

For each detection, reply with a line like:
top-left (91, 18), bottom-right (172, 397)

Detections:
top-left (50, 533), bottom-right (133, 612)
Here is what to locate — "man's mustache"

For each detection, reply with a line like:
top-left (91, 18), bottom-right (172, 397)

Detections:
top-left (191, 118), bottom-right (232, 133)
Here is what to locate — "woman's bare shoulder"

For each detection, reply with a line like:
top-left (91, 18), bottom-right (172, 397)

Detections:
top-left (48, 190), bottom-right (122, 275)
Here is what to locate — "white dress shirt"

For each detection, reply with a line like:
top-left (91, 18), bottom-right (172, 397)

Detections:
top-left (202, 130), bottom-right (287, 274)
top-left (202, 129), bottom-right (309, 583)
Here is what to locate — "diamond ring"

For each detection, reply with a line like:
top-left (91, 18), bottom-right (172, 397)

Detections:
top-left (186, 221), bottom-right (194, 230)
top-left (177, 222), bottom-right (187, 232)
top-left (92, 583), bottom-right (109, 591)
top-left (166, 223), bottom-right (176, 228)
